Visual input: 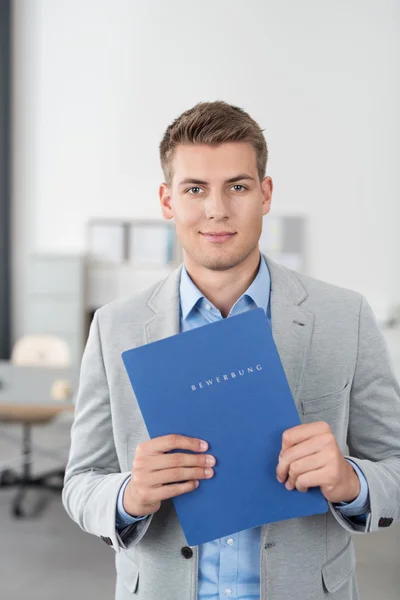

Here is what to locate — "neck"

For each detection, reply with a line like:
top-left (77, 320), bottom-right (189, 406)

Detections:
top-left (184, 247), bottom-right (262, 318)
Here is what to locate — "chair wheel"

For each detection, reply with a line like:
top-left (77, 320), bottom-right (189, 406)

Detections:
top-left (12, 501), bottom-right (24, 518)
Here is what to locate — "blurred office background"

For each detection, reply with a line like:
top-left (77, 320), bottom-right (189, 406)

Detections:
top-left (0, 0), bottom-right (399, 599)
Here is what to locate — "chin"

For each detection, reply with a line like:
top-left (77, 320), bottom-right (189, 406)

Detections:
top-left (193, 247), bottom-right (257, 272)
top-left (202, 259), bottom-right (240, 272)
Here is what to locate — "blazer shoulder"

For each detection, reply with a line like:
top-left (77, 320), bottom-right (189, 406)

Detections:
top-left (288, 267), bottom-right (363, 308)
top-left (95, 279), bottom-right (164, 327)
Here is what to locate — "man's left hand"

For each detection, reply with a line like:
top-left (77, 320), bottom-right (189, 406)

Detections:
top-left (276, 421), bottom-right (360, 504)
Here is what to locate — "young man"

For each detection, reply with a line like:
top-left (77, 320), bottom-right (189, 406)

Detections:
top-left (62, 101), bottom-right (400, 600)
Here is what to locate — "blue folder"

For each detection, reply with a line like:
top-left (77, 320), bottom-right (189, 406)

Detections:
top-left (122, 308), bottom-right (328, 546)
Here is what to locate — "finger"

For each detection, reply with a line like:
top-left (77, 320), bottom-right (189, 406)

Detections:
top-left (277, 434), bottom-right (332, 482)
top-left (150, 452), bottom-right (216, 471)
top-left (138, 434), bottom-right (208, 456)
top-left (154, 479), bottom-right (200, 502)
top-left (147, 466), bottom-right (214, 486)
top-left (281, 421), bottom-right (331, 453)
top-left (295, 468), bottom-right (331, 491)
top-left (284, 453), bottom-right (328, 490)
top-left (277, 437), bottom-right (320, 482)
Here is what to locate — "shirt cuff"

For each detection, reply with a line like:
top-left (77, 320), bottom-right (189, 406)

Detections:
top-left (333, 459), bottom-right (370, 517)
top-left (116, 476), bottom-right (149, 530)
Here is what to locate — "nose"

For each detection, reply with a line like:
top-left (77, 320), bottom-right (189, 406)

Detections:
top-left (205, 192), bottom-right (230, 221)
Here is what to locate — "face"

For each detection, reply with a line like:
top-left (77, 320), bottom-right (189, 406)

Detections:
top-left (159, 142), bottom-right (273, 272)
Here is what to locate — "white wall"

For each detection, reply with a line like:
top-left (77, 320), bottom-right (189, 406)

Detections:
top-left (12, 0), bottom-right (400, 340)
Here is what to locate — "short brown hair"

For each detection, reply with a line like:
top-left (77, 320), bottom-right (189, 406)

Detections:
top-left (159, 101), bottom-right (268, 184)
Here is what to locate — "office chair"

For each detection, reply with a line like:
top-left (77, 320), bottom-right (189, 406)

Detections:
top-left (0, 335), bottom-right (73, 518)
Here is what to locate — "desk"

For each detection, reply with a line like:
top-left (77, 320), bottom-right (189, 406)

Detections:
top-left (0, 360), bottom-right (80, 408)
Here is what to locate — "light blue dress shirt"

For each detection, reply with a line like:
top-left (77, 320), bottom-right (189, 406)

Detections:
top-left (116, 255), bottom-right (370, 598)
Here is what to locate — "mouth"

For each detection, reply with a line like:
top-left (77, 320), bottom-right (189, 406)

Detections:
top-left (200, 232), bottom-right (237, 243)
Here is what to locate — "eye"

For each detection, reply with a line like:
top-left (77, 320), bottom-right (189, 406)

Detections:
top-left (231, 184), bottom-right (247, 192)
top-left (187, 186), bottom-right (203, 195)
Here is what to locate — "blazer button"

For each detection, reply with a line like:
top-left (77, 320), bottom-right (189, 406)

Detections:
top-left (181, 546), bottom-right (193, 559)
top-left (378, 517), bottom-right (393, 528)
top-left (100, 535), bottom-right (113, 547)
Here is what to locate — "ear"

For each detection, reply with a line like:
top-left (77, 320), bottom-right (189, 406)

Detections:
top-left (261, 176), bottom-right (273, 216)
top-left (159, 183), bottom-right (174, 220)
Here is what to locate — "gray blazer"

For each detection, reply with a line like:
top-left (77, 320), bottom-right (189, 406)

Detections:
top-left (62, 255), bottom-right (400, 600)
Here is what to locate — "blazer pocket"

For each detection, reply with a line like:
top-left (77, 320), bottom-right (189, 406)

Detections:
top-left (322, 537), bottom-right (356, 593)
top-left (301, 382), bottom-right (350, 416)
top-left (116, 551), bottom-right (139, 594)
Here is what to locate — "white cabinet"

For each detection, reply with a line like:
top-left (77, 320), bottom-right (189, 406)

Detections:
top-left (25, 255), bottom-right (85, 365)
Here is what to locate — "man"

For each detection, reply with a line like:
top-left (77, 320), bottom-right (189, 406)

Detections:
top-left (62, 101), bottom-right (400, 600)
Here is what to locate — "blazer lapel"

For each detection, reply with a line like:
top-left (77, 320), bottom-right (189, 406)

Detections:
top-left (143, 265), bottom-right (182, 344)
top-left (263, 255), bottom-right (315, 411)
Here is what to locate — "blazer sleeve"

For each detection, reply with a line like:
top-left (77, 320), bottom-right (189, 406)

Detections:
top-left (61, 311), bottom-right (153, 552)
top-left (329, 294), bottom-right (400, 534)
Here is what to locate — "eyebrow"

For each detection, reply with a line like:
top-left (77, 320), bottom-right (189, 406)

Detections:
top-left (178, 173), bottom-right (256, 186)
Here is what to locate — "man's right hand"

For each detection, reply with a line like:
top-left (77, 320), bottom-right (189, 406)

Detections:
top-left (123, 434), bottom-right (216, 518)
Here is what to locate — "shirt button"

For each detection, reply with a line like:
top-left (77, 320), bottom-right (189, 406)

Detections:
top-left (225, 588), bottom-right (232, 596)
top-left (227, 538), bottom-right (234, 545)
top-left (205, 304), bottom-right (212, 310)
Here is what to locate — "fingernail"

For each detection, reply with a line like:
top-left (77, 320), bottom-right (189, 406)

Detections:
top-left (200, 441), bottom-right (208, 450)
top-left (277, 475), bottom-right (283, 483)
top-left (285, 481), bottom-right (292, 490)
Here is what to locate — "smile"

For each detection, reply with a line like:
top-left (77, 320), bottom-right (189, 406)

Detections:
top-left (200, 232), bottom-right (236, 243)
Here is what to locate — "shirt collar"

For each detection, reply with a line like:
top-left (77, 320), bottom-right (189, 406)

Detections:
top-left (179, 254), bottom-right (271, 320)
